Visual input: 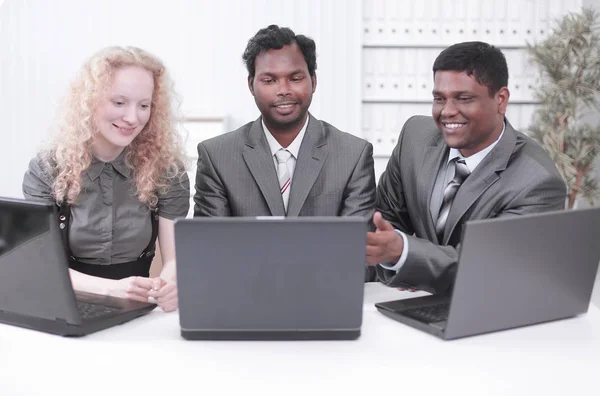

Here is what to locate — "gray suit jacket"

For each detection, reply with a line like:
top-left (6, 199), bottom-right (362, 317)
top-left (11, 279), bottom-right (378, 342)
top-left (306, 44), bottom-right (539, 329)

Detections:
top-left (194, 114), bottom-right (376, 219)
top-left (376, 116), bottom-right (567, 294)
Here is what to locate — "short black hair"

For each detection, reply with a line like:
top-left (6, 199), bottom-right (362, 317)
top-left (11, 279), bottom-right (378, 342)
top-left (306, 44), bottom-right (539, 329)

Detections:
top-left (242, 24), bottom-right (317, 78)
top-left (432, 41), bottom-right (508, 96)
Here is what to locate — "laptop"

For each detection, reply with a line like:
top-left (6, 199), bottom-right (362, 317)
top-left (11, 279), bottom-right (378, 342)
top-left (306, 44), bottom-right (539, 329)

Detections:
top-left (376, 207), bottom-right (600, 340)
top-left (0, 197), bottom-right (156, 336)
top-left (175, 217), bottom-right (367, 340)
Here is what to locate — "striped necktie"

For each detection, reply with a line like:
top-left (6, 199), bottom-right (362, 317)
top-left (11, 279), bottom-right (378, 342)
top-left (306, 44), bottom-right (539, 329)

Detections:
top-left (435, 158), bottom-right (470, 240)
top-left (275, 149), bottom-right (292, 213)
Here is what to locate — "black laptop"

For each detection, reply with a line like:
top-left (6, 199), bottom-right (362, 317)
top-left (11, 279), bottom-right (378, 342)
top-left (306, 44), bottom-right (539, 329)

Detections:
top-left (376, 208), bottom-right (600, 340)
top-left (0, 197), bottom-right (156, 336)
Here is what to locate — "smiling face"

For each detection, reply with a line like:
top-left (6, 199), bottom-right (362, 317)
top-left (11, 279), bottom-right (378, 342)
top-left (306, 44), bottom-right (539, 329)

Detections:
top-left (92, 66), bottom-right (154, 162)
top-left (432, 70), bottom-right (509, 157)
top-left (248, 43), bottom-right (316, 139)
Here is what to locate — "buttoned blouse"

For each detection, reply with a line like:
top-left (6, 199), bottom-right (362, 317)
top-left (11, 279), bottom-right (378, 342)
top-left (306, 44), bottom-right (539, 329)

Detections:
top-left (22, 150), bottom-right (189, 265)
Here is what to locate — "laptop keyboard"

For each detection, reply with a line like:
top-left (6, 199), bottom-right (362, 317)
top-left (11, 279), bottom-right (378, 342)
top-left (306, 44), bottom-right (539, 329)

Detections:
top-left (76, 301), bottom-right (121, 320)
top-left (402, 303), bottom-right (450, 323)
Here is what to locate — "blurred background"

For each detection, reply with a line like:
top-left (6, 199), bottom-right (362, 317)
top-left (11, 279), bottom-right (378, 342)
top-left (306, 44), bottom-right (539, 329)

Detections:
top-left (2, 0), bottom-right (598, 197)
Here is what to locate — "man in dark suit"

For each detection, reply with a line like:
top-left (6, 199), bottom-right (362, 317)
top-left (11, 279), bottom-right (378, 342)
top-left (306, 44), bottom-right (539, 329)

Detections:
top-left (366, 41), bottom-right (566, 294)
top-left (194, 25), bottom-right (375, 219)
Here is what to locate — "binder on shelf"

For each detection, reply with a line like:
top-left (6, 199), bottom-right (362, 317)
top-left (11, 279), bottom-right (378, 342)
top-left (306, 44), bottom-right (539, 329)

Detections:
top-left (362, 48), bottom-right (377, 101)
top-left (386, 49), bottom-right (403, 101)
top-left (520, 50), bottom-right (537, 103)
top-left (401, 48), bottom-right (417, 102)
top-left (416, 49), bottom-right (436, 101)
top-left (363, 0), bottom-right (375, 45)
top-left (504, 49), bottom-right (525, 102)
top-left (373, 49), bottom-right (389, 100)
top-left (383, 0), bottom-right (403, 46)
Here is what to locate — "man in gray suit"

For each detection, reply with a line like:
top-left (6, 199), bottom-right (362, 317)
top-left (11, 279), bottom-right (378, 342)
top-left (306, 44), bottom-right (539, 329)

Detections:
top-left (366, 41), bottom-right (566, 294)
top-left (194, 25), bottom-right (375, 220)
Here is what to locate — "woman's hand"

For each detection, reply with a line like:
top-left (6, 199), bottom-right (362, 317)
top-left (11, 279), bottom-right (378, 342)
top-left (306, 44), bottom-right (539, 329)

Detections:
top-left (148, 278), bottom-right (178, 312)
top-left (107, 276), bottom-right (155, 302)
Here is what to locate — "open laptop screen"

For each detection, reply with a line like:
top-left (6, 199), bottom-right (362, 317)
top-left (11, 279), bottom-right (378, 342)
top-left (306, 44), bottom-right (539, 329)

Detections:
top-left (0, 199), bottom-right (51, 257)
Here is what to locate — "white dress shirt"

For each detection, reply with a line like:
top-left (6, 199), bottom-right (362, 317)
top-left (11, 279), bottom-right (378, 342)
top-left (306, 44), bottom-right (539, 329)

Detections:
top-left (262, 117), bottom-right (309, 179)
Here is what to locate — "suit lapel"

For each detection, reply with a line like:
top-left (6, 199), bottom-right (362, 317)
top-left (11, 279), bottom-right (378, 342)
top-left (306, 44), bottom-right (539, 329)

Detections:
top-left (242, 118), bottom-right (286, 216)
top-left (419, 135), bottom-right (448, 243)
top-left (443, 121), bottom-right (518, 242)
top-left (286, 115), bottom-right (328, 216)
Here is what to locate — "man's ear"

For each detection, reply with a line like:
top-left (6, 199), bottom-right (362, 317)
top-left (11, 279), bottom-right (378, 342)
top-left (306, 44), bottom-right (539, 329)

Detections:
top-left (248, 75), bottom-right (255, 96)
top-left (311, 73), bottom-right (317, 93)
top-left (496, 86), bottom-right (510, 115)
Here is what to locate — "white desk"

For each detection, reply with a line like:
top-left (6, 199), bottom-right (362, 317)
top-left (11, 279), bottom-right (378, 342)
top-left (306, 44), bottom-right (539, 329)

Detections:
top-left (1, 283), bottom-right (599, 396)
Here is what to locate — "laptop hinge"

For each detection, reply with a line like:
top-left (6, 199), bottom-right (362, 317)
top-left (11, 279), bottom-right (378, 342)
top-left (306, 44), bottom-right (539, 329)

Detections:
top-left (429, 321), bottom-right (447, 332)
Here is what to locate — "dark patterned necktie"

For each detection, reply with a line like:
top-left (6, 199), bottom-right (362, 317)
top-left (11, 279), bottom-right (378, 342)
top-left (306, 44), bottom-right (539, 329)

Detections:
top-left (435, 158), bottom-right (470, 240)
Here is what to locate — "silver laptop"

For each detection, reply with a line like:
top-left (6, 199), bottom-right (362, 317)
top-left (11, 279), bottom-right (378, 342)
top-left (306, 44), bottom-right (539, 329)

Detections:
top-left (175, 217), bottom-right (367, 340)
top-left (376, 207), bottom-right (600, 340)
top-left (0, 197), bottom-right (156, 336)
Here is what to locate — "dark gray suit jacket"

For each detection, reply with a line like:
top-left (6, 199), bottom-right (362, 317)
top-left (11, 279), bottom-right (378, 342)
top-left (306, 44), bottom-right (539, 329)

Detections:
top-left (194, 114), bottom-right (376, 219)
top-left (376, 116), bottom-right (567, 294)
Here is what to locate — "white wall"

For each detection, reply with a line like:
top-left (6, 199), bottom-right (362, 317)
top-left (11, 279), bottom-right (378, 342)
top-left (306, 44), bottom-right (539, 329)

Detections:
top-left (0, 0), bottom-right (362, 198)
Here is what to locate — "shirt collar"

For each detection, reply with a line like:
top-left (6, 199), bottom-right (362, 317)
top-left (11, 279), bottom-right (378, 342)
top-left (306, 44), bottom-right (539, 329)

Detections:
top-left (87, 149), bottom-right (132, 181)
top-left (446, 122), bottom-right (505, 172)
top-left (262, 116), bottom-right (309, 159)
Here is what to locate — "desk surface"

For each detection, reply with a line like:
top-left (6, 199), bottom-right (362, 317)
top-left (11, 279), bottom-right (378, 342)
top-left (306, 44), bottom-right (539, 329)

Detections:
top-left (1, 283), bottom-right (599, 396)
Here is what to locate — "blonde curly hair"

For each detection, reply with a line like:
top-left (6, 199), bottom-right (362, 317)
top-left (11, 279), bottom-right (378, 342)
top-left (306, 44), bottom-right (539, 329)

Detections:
top-left (44, 46), bottom-right (186, 208)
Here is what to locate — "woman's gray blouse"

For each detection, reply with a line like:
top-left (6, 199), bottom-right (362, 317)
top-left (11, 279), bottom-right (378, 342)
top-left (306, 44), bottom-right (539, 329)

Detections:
top-left (22, 151), bottom-right (190, 265)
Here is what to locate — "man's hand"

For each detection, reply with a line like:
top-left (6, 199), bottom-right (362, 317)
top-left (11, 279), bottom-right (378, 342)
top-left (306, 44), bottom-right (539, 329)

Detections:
top-left (366, 212), bottom-right (404, 266)
top-left (107, 276), bottom-right (154, 302)
top-left (148, 278), bottom-right (178, 312)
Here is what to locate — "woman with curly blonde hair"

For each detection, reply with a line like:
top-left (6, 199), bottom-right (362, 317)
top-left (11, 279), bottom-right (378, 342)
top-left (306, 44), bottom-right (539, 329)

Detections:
top-left (23, 46), bottom-right (189, 312)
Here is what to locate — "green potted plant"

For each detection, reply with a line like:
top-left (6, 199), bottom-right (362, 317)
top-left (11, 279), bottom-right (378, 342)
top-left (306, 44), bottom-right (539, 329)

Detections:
top-left (526, 7), bottom-right (600, 208)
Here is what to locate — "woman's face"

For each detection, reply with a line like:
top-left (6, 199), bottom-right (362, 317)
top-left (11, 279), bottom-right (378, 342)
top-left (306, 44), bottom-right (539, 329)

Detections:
top-left (92, 66), bottom-right (154, 161)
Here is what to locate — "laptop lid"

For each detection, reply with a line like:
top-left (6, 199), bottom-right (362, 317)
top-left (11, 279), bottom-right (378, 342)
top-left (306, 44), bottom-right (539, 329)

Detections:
top-left (0, 197), bottom-right (82, 325)
top-left (175, 217), bottom-right (366, 338)
top-left (445, 207), bottom-right (600, 339)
